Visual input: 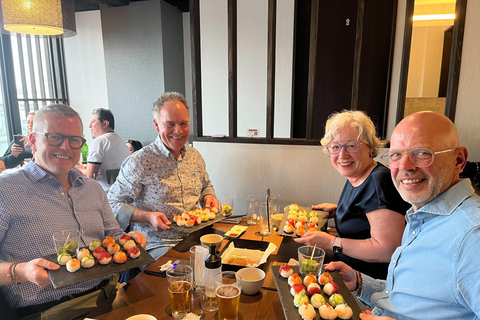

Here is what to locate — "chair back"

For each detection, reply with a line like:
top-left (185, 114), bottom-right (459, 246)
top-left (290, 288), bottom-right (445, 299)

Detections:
top-left (106, 169), bottom-right (120, 185)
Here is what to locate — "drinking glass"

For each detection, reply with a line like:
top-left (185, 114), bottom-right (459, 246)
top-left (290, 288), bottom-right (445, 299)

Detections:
top-left (259, 202), bottom-right (272, 236)
top-left (189, 245), bottom-right (208, 289)
top-left (53, 230), bottom-right (80, 257)
top-left (167, 265), bottom-right (193, 319)
top-left (215, 271), bottom-right (242, 320)
top-left (298, 246), bottom-right (325, 276)
top-left (268, 194), bottom-right (280, 215)
top-left (245, 195), bottom-right (260, 225)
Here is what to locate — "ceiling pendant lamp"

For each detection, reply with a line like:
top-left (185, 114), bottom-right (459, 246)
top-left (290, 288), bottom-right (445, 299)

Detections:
top-left (0, 0), bottom-right (76, 37)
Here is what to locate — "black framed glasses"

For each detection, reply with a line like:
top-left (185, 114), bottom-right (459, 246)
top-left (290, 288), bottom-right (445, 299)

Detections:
top-left (326, 140), bottom-right (362, 155)
top-left (381, 147), bottom-right (456, 168)
top-left (35, 132), bottom-right (86, 149)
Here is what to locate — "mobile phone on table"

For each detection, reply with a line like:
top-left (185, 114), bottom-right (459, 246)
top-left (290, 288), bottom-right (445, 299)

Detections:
top-left (14, 135), bottom-right (24, 150)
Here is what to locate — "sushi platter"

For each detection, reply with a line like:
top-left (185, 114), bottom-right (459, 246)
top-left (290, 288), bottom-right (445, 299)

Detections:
top-left (45, 245), bottom-right (154, 289)
top-left (271, 265), bottom-right (366, 320)
top-left (277, 206), bottom-right (329, 237)
top-left (168, 211), bottom-right (233, 236)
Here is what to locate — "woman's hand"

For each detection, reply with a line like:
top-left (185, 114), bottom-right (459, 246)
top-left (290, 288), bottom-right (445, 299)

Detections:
top-left (312, 203), bottom-right (337, 218)
top-left (293, 230), bottom-right (335, 249)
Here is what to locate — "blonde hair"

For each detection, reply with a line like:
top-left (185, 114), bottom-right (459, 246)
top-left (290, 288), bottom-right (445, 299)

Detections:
top-left (320, 110), bottom-right (385, 157)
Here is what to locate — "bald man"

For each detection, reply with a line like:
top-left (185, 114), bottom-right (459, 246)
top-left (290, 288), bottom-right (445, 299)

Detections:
top-left (325, 112), bottom-right (480, 319)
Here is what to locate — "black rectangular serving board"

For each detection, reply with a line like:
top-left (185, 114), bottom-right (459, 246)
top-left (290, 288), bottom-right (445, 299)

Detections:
top-left (168, 212), bottom-right (230, 235)
top-left (46, 245), bottom-right (154, 289)
top-left (277, 206), bottom-right (329, 237)
top-left (219, 238), bottom-right (271, 272)
top-left (271, 265), bottom-right (366, 320)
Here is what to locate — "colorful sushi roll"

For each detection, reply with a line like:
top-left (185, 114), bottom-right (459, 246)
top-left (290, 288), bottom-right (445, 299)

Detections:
top-left (66, 258), bottom-right (80, 273)
top-left (127, 246), bottom-right (141, 259)
top-left (113, 251), bottom-right (127, 264)
top-left (81, 255), bottom-right (95, 268)
top-left (97, 252), bottom-right (112, 265)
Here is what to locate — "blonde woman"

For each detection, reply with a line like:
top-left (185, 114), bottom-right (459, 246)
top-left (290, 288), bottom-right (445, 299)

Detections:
top-left (295, 110), bottom-right (409, 279)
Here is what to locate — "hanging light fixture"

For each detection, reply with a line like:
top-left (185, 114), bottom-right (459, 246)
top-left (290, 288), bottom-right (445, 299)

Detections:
top-left (0, 0), bottom-right (76, 37)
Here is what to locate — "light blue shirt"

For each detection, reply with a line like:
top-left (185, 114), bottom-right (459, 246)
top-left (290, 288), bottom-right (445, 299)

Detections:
top-left (358, 179), bottom-right (480, 319)
top-left (0, 162), bottom-right (125, 309)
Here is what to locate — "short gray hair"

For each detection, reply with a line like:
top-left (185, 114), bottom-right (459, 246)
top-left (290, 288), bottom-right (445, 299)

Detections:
top-left (152, 92), bottom-right (189, 118)
top-left (320, 110), bottom-right (385, 158)
top-left (33, 104), bottom-right (83, 131)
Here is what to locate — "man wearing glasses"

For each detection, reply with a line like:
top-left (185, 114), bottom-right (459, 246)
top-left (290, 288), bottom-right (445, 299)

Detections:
top-left (326, 112), bottom-right (480, 319)
top-left (0, 104), bottom-right (146, 320)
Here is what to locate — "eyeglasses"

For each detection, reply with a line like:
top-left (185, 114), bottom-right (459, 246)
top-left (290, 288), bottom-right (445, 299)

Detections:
top-left (326, 140), bottom-right (362, 155)
top-left (381, 147), bottom-right (456, 168)
top-left (35, 132), bottom-right (86, 149)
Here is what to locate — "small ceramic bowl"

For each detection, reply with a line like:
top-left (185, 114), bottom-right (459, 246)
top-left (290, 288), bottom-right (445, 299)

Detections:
top-left (200, 234), bottom-right (224, 252)
top-left (272, 214), bottom-right (284, 229)
top-left (125, 314), bottom-right (157, 320)
top-left (237, 267), bottom-right (265, 295)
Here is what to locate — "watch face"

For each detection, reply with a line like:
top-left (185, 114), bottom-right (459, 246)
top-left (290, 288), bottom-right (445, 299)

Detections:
top-left (333, 246), bottom-right (342, 255)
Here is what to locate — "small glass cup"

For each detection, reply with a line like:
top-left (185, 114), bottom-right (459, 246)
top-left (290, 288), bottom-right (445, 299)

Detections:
top-left (189, 245), bottom-right (208, 289)
top-left (298, 246), bottom-right (325, 276)
top-left (167, 265), bottom-right (193, 319)
top-left (259, 202), bottom-right (273, 236)
top-left (245, 195), bottom-right (260, 225)
top-left (53, 230), bottom-right (80, 257)
top-left (221, 198), bottom-right (234, 216)
top-left (268, 194), bottom-right (280, 215)
top-left (215, 271), bottom-right (242, 320)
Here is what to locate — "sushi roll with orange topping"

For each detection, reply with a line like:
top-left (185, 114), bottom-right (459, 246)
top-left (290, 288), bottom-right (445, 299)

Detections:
top-left (284, 223), bottom-right (295, 234)
top-left (102, 236), bottom-right (115, 248)
top-left (113, 251), bottom-right (127, 264)
top-left (107, 243), bottom-right (120, 255)
top-left (66, 258), bottom-right (81, 273)
top-left (296, 226), bottom-right (306, 236)
top-left (185, 219), bottom-right (195, 228)
top-left (319, 272), bottom-right (333, 285)
top-left (303, 273), bottom-right (317, 287)
top-left (288, 273), bottom-right (302, 286)
top-left (176, 218), bottom-right (186, 227)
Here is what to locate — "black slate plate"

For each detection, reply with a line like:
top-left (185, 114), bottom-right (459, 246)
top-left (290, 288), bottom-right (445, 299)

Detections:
top-left (168, 212), bottom-right (230, 235)
top-left (277, 206), bottom-right (329, 237)
top-left (271, 265), bottom-right (365, 320)
top-left (46, 245), bottom-right (154, 289)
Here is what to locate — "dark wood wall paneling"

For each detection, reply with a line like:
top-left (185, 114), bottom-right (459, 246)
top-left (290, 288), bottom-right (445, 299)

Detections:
top-left (191, 0), bottom-right (397, 144)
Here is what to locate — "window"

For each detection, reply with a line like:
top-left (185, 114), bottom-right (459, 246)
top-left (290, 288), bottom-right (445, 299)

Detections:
top-left (0, 34), bottom-right (68, 153)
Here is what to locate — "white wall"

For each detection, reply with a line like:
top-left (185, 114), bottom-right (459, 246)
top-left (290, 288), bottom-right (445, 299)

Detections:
top-left (63, 10), bottom-right (108, 146)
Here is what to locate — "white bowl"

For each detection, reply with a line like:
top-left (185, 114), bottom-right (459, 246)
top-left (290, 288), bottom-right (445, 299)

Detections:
top-left (125, 314), bottom-right (157, 320)
top-left (200, 234), bottom-right (223, 252)
top-left (237, 267), bottom-right (265, 295)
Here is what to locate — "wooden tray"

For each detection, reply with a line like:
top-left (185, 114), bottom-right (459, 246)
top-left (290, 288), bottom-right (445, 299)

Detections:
top-left (277, 206), bottom-right (329, 237)
top-left (271, 265), bottom-right (366, 320)
top-left (46, 245), bottom-right (154, 289)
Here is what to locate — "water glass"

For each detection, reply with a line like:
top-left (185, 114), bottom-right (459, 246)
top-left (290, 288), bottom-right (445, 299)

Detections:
top-left (215, 271), bottom-right (242, 320)
top-left (268, 194), bottom-right (280, 214)
top-left (189, 245), bottom-right (208, 289)
top-left (259, 202), bottom-right (272, 236)
top-left (167, 265), bottom-right (193, 319)
top-left (245, 195), bottom-right (260, 225)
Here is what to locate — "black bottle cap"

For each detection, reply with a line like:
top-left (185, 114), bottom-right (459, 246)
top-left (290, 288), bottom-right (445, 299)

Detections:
top-left (205, 244), bottom-right (221, 269)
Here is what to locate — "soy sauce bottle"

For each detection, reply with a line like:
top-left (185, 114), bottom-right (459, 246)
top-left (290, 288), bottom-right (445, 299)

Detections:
top-left (201, 244), bottom-right (221, 311)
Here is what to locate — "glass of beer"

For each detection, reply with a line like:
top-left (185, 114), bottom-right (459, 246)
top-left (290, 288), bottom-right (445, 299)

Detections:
top-left (167, 265), bottom-right (193, 319)
top-left (214, 271), bottom-right (242, 320)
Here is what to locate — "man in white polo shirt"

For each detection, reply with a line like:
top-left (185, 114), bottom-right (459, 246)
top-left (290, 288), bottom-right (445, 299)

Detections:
top-left (84, 108), bottom-right (129, 191)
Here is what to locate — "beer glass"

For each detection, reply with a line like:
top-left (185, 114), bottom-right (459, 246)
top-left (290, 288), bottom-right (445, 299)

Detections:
top-left (167, 265), bottom-right (193, 319)
top-left (215, 271), bottom-right (242, 320)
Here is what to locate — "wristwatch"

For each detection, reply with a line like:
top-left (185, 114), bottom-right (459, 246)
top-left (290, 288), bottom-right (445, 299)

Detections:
top-left (333, 237), bottom-right (342, 254)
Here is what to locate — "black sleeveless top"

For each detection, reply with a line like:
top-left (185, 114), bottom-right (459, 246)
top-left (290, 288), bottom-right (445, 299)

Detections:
top-left (335, 163), bottom-right (410, 279)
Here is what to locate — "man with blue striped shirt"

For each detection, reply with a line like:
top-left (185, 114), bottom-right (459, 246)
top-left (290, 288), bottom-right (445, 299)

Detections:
top-left (0, 104), bottom-right (146, 320)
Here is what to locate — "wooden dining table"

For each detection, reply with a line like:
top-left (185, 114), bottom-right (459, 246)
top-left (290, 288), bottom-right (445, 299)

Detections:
top-left (87, 218), bottom-right (335, 320)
